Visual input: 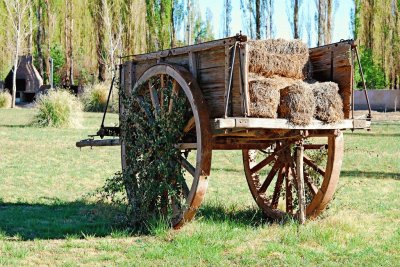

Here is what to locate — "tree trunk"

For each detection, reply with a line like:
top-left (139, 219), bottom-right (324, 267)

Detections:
top-left (269, 0), bottom-right (273, 38)
top-left (171, 0), bottom-right (176, 47)
top-left (36, 0), bottom-right (44, 79)
top-left (44, 0), bottom-right (51, 83)
top-left (64, 0), bottom-right (73, 87)
top-left (255, 0), bottom-right (261, 39)
top-left (28, 4), bottom-right (34, 55)
top-left (325, 0), bottom-right (332, 44)
top-left (11, 28), bottom-right (20, 108)
top-left (317, 0), bottom-right (326, 46)
top-left (187, 0), bottom-right (192, 45)
top-left (294, 0), bottom-right (299, 39)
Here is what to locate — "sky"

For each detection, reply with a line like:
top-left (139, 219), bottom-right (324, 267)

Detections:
top-left (198, 0), bottom-right (354, 47)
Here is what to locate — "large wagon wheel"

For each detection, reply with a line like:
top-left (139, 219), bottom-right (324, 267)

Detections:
top-left (121, 64), bottom-right (212, 229)
top-left (242, 131), bottom-right (344, 221)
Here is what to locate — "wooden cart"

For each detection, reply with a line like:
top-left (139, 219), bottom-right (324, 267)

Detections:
top-left (78, 35), bottom-right (371, 228)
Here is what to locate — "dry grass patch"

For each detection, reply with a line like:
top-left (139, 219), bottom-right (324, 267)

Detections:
top-left (0, 90), bottom-right (12, 108)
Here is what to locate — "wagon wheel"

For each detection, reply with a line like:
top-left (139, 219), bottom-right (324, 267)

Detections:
top-left (121, 64), bottom-right (212, 229)
top-left (242, 131), bottom-right (344, 221)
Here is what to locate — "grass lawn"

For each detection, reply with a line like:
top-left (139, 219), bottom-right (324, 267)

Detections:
top-left (0, 108), bottom-right (399, 266)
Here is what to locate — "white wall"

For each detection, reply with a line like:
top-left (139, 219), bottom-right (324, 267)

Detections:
top-left (354, 90), bottom-right (400, 111)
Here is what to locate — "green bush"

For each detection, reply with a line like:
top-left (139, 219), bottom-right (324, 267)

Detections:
top-left (81, 83), bottom-right (118, 113)
top-left (98, 84), bottom-right (187, 231)
top-left (0, 90), bottom-right (12, 108)
top-left (33, 89), bottom-right (83, 128)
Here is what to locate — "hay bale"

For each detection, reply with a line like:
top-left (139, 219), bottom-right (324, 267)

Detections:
top-left (249, 75), bottom-right (296, 118)
top-left (310, 81), bottom-right (344, 123)
top-left (248, 39), bottom-right (310, 79)
top-left (278, 81), bottom-right (315, 125)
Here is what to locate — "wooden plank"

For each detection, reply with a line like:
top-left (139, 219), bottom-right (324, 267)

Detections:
top-left (198, 48), bottom-right (226, 69)
top-left (212, 117), bottom-right (371, 130)
top-left (240, 43), bottom-right (250, 116)
top-left (188, 52), bottom-right (198, 79)
top-left (127, 36), bottom-right (245, 62)
top-left (296, 145), bottom-right (306, 224)
top-left (76, 138), bottom-right (120, 148)
top-left (224, 45), bottom-right (230, 117)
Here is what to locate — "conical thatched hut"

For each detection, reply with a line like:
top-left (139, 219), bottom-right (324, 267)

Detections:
top-left (4, 55), bottom-right (43, 102)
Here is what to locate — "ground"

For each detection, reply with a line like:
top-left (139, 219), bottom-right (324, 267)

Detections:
top-left (0, 109), bottom-right (399, 266)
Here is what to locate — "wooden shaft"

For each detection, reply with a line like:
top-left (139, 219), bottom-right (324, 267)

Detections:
top-left (296, 144), bottom-right (306, 224)
top-left (76, 139), bottom-right (120, 148)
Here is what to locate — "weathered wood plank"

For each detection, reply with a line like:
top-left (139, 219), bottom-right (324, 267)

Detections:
top-left (212, 117), bottom-right (371, 130)
top-left (128, 36), bottom-right (244, 62)
top-left (76, 138), bottom-right (120, 148)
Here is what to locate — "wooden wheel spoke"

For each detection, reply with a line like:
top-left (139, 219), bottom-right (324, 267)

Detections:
top-left (161, 190), bottom-right (168, 216)
top-left (258, 161), bottom-right (280, 194)
top-left (149, 82), bottom-right (160, 114)
top-left (250, 153), bottom-right (276, 174)
top-left (136, 96), bottom-right (154, 123)
top-left (160, 74), bottom-right (164, 108)
top-left (171, 195), bottom-right (180, 217)
top-left (285, 164), bottom-right (293, 214)
top-left (304, 172), bottom-right (318, 196)
top-left (168, 80), bottom-right (180, 113)
top-left (304, 144), bottom-right (328, 150)
top-left (271, 166), bottom-right (285, 209)
top-left (303, 155), bottom-right (326, 176)
top-left (183, 116), bottom-right (195, 133)
top-left (179, 156), bottom-right (195, 177)
top-left (182, 181), bottom-right (190, 198)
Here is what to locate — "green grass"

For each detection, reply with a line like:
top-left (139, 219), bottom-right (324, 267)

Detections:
top-left (0, 109), bottom-right (399, 266)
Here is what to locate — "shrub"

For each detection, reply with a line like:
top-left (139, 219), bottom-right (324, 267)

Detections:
top-left (0, 90), bottom-right (12, 108)
top-left (81, 83), bottom-right (118, 112)
top-left (33, 89), bottom-right (83, 128)
top-left (98, 83), bottom-right (187, 231)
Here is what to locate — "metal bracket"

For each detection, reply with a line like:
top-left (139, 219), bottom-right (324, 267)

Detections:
top-left (224, 41), bottom-right (239, 118)
top-left (354, 46), bottom-right (372, 120)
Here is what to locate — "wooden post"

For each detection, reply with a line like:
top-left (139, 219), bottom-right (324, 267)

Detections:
top-left (296, 143), bottom-right (306, 224)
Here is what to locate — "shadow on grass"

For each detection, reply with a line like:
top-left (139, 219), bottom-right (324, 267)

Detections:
top-left (0, 124), bottom-right (32, 128)
top-left (198, 203), bottom-right (287, 228)
top-left (0, 200), bottom-right (126, 240)
top-left (341, 170), bottom-right (400, 180)
top-left (0, 200), bottom-right (289, 240)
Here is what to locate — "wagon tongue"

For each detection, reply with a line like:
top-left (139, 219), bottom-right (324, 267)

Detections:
top-left (76, 75), bottom-right (120, 148)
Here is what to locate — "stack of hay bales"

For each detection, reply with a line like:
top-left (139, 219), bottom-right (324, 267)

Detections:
top-left (247, 39), bottom-right (344, 125)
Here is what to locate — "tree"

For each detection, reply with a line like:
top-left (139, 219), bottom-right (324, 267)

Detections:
top-left (287, 0), bottom-right (302, 39)
top-left (89, 0), bottom-right (107, 81)
top-left (265, 0), bottom-right (274, 39)
top-left (316, 0), bottom-right (326, 46)
top-left (255, 0), bottom-right (261, 39)
top-left (64, 0), bottom-right (73, 87)
top-left (222, 0), bottom-right (232, 37)
top-left (2, 0), bottom-right (31, 108)
top-left (193, 7), bottom-right (214, 43)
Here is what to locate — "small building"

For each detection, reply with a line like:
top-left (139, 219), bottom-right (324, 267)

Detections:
top-left (4, 55), bottom-right (43, 102)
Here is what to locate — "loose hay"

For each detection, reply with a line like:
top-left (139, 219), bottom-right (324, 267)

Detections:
top-left (248, 39), bottom-right (310, 79)
top-left (310, 81), bottom-right (344, 123)
top-left (249, 75), bottom-right (296, 118)
top-left (279, 81), bottom-right (315, 125)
